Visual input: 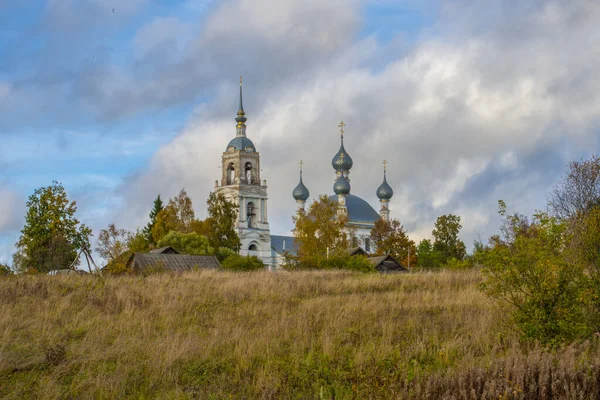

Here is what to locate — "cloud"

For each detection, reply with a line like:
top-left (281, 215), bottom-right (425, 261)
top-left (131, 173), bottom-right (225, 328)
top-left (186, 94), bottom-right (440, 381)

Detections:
top-left (109, 0), bottom-right (600, 252)
top-left (0, 189), bottom-right (22, 234)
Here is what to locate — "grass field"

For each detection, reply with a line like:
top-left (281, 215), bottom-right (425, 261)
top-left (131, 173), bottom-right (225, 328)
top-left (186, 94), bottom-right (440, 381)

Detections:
top-left (1, 270), bottom-right (600, 399)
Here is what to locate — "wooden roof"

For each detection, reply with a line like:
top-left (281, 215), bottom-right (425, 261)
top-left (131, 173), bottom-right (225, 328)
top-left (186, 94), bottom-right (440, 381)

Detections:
top-left (347, 247), bottom-right (368, 257)
top-left (149, 246), bottom-right (179, 254)
top-left (126, 253), bottom-right (221, 273)
top-left (368, 254), bottom-right (408, 273)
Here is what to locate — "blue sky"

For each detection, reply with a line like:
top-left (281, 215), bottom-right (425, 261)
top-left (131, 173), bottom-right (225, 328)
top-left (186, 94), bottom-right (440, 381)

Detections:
top-left (1, 0), bottom-right (599, 264)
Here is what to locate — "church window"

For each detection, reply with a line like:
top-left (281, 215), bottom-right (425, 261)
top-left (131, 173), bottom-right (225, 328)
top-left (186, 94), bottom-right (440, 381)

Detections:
top-left (352, 236), bottom-right (358, 247)
top-left (227, 163), bottom-right (235, 185)
top-left (365, 238), bottom-right (371, 253)
top-left (247, 202), bottom-right (256, 228)
top-left (245, 162), bottom-right (253, 184)
top-left (249, 243), bottom-right (258, 255)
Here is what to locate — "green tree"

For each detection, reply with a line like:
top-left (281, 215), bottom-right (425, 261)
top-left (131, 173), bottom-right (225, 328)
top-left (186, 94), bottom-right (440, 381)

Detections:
top-left (370, 218), bottom-right (416, 268)
top-left (157, 231), bottom-right (214, 255)
top-left (432, 214), bottom-right (466, 264)
top-left (151, 189), bottom-right (195, 243)
top-left (13, 181), bottom-right (91, 273)
top-left (416, 239), bottom-right (442, 268)
top-left (0, 263), bottom-right (12, 276)
top-left (144, 195), bottom-right (164, 245)
top-left (293, 195), bottom-right (349, 263)
top-left (201, 192), bottom-right (241, 251)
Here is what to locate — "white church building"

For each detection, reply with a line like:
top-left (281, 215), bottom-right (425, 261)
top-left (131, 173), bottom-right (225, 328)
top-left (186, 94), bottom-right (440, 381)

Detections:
top-left (213, 79), bottom-right (394, 269)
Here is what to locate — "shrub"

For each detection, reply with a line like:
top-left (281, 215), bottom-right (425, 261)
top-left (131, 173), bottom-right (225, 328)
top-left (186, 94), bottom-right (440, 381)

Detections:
top-left (288, 254), bottom-right (376, 273)
top-left (215, 247), bottom-right (237, 262)
top-left (0, 263), bottom-right (13, 276)
top-left (221, 254), bottom-right (265, 271)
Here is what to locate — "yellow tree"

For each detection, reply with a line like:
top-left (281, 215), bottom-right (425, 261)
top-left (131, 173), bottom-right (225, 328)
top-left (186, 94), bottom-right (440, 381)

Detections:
top-left (151, 188), bottom-right (195, 243)
top-left (293, 195), bottom-right (349, 262)
top-left (370, 218), bottom-right (416, 267)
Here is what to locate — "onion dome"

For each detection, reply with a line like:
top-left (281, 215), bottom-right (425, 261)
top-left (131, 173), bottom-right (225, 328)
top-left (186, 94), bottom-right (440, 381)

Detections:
top-left (377, 160), bottom-right (393, 200)
top-left (331, 121), bottom-right (353, 171)
top-left (293, 164), bottom-right (310, 201)
top-left (333, 176), bottom-right (351, 195)
top-left (376, 174), bottom-right (393, 200)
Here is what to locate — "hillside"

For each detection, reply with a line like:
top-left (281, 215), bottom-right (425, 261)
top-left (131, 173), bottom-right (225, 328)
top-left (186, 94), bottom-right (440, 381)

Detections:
top-left (1, 270), bottom-right (599, 399)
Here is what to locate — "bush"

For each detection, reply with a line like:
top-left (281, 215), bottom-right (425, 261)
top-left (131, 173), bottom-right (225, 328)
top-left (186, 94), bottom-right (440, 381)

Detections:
top-left (215, 247), bottom-right (237, 262)
top-left (288, 254), bottom-right (376, 273)
top-left (0, 263), bottom-right (13, 276)
top-left (221, 254), bottom-right (265, 272)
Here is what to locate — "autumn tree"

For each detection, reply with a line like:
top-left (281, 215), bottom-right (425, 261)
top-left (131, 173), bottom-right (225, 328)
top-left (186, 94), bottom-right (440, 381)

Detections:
top-left (370, 218), bottom-right (416, 267)
top-left (13, 181), bottom-right (91, 273)
top-left (96, 224), bottom-right (129, 265)
top-left (549, 155), bottom-right (600, 220)
top-left (157, 231), bottom-right (214, 255)
top-left (432, 214), bottom-right (466, 263)
top-left (200, 192), bottom-right (240, 251)
top-left (144, 195), bottom-right (164, 245)
top-left (293, 195), bottom-right (349, 263)
top-left (151, 189), bottom-right (195, 243)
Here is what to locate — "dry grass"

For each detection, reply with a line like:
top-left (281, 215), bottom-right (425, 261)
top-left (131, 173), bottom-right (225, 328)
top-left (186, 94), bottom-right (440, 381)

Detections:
top-left (0, 270), bottom-right (599, 399)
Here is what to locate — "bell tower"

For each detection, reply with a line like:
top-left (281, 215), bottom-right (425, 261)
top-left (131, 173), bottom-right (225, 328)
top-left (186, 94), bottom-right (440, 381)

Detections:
top-left (214, 77), bottom-right (272, 266)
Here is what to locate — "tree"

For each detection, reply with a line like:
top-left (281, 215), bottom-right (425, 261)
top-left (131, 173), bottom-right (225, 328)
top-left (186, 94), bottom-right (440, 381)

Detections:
top-left (151, 189), bottom-right (195, 243)
top-left (201, 192), bottom-right (240, 251)
top-left (549, 155), bottom-right (600, 220)
top-left (416, 239), bottom-right (442, 268)
top-left (432, 214), bottom-right (466, 263)
top-left (0, 263), bottom-right (12, 276)
top-left (13, 181), bottom-right (91, 273)
top-left (370, 219), bottom-right (416, 267)
top-left (157, 231), bottom-right (214, 255)
top-left (293, 195), bottom-right (349, 262)
top-left (144, 195), bottom-right (164, 245)
top-left (96, 224), bottom-right (129, 266)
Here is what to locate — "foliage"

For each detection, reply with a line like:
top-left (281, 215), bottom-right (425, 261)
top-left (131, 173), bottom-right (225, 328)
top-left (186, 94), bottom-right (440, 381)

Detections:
top-left (416, 239), bottom-right (442, 268)
top-left (0, 263), bottom-right (12, 276)
top-left (13, 181), bottom-right (91, 273)
top-left (215, 247), bottom-right (237, 262)
top-left (220, 254), bottom-right (264, 271)
top-left (370, 219), bottom-right (416, 267)
top-left (293, 195), bottom-right (349, 261)
top-left (287, 253), bottom-right (376, 272)
top-left (102, 229), bottom-right (149, 275)
top-left (549, 155), bottom-right (600, 220)
top-left (432, 214), bottom-right (467, 263)
top-left (481, 203), bottom-right (588, 347)
top-left (144, 195), bottom-right (164, 245)
top-left (201, 192), bottom-right (241, 251)
top-left (151, 189), bottom-right (195, 243)
top-left (96, 224), bottom-right (129, 265)
top-left (157, 231), bottom-right (214, 255)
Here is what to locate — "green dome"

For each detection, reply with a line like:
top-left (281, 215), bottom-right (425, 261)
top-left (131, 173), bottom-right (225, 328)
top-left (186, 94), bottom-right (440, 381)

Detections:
top-left (333, 176), bottom-right (351, 195)
top-left (227, 137), bottom-right (255, 152)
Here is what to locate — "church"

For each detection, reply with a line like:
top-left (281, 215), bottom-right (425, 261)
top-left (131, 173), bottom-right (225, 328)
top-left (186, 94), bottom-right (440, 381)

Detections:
top-left (213, 79), bottom-right (394, 269)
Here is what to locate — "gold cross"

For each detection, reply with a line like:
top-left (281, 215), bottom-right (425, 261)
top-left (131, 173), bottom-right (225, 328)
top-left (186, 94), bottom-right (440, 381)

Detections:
top-left (299, 160), bottom-right (304, 172)
top-left (382, 159), bottom-right (388, 172)
top-left (339, 121), bottom-right (345, 138)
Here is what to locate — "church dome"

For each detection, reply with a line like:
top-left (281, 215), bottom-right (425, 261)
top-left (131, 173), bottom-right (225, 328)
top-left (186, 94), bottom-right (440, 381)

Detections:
top-left (333, 176), bottom-right (351, 195)
top-left (227, 137), bottom-right (255, 152)
top-left (376, 176), bottom-right (393, 200)
top-left (331, 143), bottom-right (353, 171)
top-left (329, 194), bottom-right (380, 223)
top-left (293, 177), bottom-right (310, 201)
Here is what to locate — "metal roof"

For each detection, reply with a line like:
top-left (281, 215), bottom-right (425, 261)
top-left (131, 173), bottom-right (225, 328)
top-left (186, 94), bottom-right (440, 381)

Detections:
top-left (227, 137), bottom-right (255, 151)
top-left (329, 194), bottom-right (380, 224)
top-left (271, 235), bottom-right (297, 256)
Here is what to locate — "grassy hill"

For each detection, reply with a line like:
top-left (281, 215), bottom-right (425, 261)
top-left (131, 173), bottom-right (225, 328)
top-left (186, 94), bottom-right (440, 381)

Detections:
top-left (1, 270), bottom-right (599, 399)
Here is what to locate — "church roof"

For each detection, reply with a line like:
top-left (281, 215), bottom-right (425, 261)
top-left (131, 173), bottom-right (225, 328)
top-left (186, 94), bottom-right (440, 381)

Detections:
top-left (329, 194), bottom-right (380, 224)
top-left (271, 235), bottom-right (297, 256)
top-left (227, 136), bottom-right (255, 152)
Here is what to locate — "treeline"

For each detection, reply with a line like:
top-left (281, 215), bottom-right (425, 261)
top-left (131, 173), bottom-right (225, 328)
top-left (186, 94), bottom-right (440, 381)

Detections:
top-left (3, 186), bottom-right (263, 274)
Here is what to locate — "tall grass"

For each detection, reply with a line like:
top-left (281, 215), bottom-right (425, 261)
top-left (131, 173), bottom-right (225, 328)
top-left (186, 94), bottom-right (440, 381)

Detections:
top-left (1, 270), bottom-right (599, 399)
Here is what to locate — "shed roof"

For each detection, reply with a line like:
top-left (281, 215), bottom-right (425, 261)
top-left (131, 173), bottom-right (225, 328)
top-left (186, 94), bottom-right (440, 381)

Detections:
top-left (127, 253), bottom-right (221, 273)
top-left (150, 246), bottom-right (179, 254)
top-left (368, 254), bottom-right (408, 273)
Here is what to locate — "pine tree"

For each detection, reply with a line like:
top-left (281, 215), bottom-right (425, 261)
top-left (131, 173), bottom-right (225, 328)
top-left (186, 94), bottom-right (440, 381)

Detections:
top-left (144, 195), bottom-right (164, 245)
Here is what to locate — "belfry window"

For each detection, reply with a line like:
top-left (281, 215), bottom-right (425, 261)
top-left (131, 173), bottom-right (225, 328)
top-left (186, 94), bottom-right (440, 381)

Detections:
top-left (245, 162), bottom-right (253, 184)
top-left (227, 163), bottom-right (235, 185)
top-left (247, 202), bottom-right (256, 228)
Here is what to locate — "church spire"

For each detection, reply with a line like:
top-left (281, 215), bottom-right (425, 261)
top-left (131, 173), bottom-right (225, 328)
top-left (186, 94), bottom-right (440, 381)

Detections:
top-left (235, 76), bottom-right (247, 137)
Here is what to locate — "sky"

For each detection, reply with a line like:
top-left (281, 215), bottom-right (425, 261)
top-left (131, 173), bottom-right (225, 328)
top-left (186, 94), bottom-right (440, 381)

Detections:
top-left (1, 0), bottom-right (600, 264)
